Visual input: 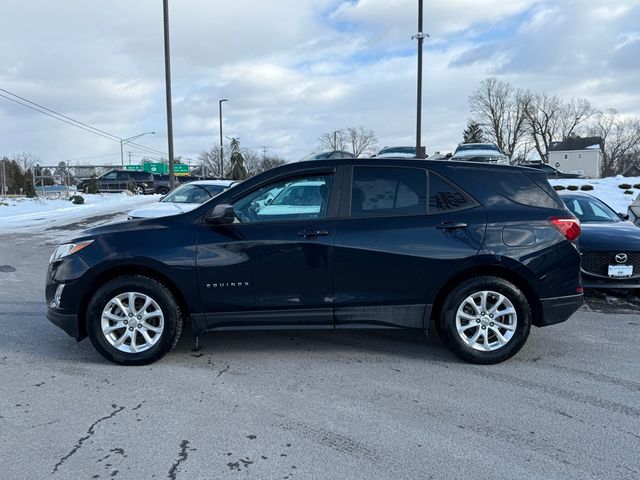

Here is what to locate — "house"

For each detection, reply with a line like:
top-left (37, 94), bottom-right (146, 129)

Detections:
top-left (548, 136), bottom-right (604, 178)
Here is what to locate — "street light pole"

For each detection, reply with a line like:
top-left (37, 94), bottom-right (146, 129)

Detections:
top-left (413, 0), bottom-right (429, 159)
top-left (219, 99), bottom-right (228, 178)
top-left (162, 0), bottom-right (176, 189)
top-left (120, 131), bottom-right (155, 167)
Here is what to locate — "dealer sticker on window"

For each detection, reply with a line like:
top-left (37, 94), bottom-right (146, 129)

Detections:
top-left (608, 265), bottom-right (633, 278)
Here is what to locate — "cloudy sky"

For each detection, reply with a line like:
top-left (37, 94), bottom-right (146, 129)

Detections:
top-left (1, 0), bottom-right (639, 165)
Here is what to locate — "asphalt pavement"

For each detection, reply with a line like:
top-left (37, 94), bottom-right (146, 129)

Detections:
top-left (0, 212), bottom-right (639, 480)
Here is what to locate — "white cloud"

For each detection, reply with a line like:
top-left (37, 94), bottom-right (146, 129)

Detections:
top-left (0, 0), bottom-right (639, 165)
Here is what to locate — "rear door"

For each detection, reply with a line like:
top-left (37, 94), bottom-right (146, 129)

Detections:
top-left (333, 165), bottom-right (486, 329)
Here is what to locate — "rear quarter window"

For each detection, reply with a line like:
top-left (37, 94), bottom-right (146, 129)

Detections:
top-left (480, 170), bottom-right (563, 209)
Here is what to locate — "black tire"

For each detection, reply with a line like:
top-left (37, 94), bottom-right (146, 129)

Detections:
top-left (437, 276), bottom-right (531, 364)
top-left (134, 185), bottom-right (145, 195)
top-left (157, 187), bottom-right (169, 195)
top-left (86, 275), bottom-right (184, 365)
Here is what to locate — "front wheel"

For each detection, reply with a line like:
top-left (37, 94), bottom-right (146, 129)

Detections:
top-left (134, 185), bottom-right (145, 195)
top-left (86, 275), bottom-right (184, 365)
top-left (438, 276), bottom-right (531, 364)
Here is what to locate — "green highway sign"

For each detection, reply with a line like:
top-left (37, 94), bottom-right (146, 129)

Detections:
top-left (141, 162), bottom-right (190, 176)
top-left (124, 165), bottom-right (143, 171)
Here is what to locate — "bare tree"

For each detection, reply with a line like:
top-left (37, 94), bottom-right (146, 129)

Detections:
top-left (591, 109), bottom-right (640, 176)
top-left (525, 92), bottom-right (596, 161)
top-left (318, 130), bottom-right (348, 152)
top-left (198, 146), bottom-right (224, 178)
top-left (318, 126), bottom-right (378, 157)
top-left (469, 78), bottom-right (529, 159)
top-left (346, 126), bottom-right (378, 157)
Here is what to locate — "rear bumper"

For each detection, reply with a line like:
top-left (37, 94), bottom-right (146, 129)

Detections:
top-left (47, 308), bottom-right (84, 340)
top-left (537, 293), bottom-right (583, 327)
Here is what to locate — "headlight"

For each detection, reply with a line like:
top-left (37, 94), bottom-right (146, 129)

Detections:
top-left (50, 240), bottom-right (94, 263)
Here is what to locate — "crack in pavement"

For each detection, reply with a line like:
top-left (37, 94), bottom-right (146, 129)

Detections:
top-left (51, 404), bottom-right (125, 474)
top-left (167, 440), bottom-right (196, 480)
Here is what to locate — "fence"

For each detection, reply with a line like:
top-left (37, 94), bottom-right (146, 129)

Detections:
top-left (32, 164), bottom-right (119, 197)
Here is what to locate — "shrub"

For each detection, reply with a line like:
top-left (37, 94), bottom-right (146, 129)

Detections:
top-left (126, 178), bottom-right (136, 193)
top-left (69, 195), bottom-right (85, 205)
top-left (553, 185), bottom-right (565, 191)
top-left (624, 190), bottom-right (634, 195)
top-left (580, 185), bottom-right (594, 191)
top-left (634, 184), bottom-right (640, 189)
top-left (567, 185), bottom-right (579, 191)
top-left (619, 183), bottom-right (632, 189)
top-left (0, 201), bottom-right (8, 206)
top-left (87, 174), bottom-right (99, 194)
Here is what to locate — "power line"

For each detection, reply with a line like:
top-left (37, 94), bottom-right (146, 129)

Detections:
top-left (0, 87), bottom-right (121, 141)
top-left (0, 87), bottom-right (173, 158)
top-left (0, 92), bottom-right (121, 143)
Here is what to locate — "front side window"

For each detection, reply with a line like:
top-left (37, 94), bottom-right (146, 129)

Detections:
top-left (102, 172), bottom-right (117, 181)
top-left (351, 166), bottom-right (426, 218)
top-left (233, 174), bottom-right (332, 224)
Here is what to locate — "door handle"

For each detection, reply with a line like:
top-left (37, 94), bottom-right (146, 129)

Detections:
top-left (297, 228), bottom-right (329, 238)
top-left (436, 221), bottom-right (468, 230)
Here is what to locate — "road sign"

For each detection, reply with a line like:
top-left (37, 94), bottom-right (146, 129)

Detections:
top-left (142, 162), bottom-right (190, 176)
top-left (124, 165), bottom-right (143, 171)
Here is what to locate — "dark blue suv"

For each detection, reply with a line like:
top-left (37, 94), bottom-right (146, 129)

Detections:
top-left (46, 159), bottom-right (583, 365)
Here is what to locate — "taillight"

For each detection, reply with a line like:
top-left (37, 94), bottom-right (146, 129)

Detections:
top-left (548, 216), bottom-right (581, 241)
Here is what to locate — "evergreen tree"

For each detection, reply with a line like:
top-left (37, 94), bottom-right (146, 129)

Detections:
top-left (22, 169), bottom-right (36, 197)
top-left (463, 120), bottom-right (485, 143)
top-left (228, 138), bottom-right (248, 180)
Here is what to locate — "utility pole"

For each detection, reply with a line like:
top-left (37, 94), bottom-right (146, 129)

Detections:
top-left (163, 0), bottom-right (176, 189)
top-left (219, 99), bottom-right (228, 178)
top-left (412, 0), bottom-right (429, 159)
top-left (1, 159), bottom-right (6, 196)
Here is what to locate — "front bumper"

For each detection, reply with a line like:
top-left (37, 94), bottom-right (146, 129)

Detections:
top-left (46, 308), bottom-right (84, 340)
top-left (538, 293), bottom-right (583, 326)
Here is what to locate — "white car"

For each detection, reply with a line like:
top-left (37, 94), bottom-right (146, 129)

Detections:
top-left (375, 146), bottom-right (417, 158)
top-left (128, 180), bottom-right (236, 219)
top-left (451, 143), bottom-right (509, 165)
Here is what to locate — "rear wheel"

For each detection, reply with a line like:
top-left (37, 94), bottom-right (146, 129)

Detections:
top-left (438, 276), bottom-right (531, 364)
top-left (157, 186), bottom-right (170, 195)
top-left (86, 275), bottom-right (183, 365)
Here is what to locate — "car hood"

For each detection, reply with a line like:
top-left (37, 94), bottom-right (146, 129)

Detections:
top-left (578, 221), bottom-right (640, 251)
top-left (128, 202), bottom-right (201, 219)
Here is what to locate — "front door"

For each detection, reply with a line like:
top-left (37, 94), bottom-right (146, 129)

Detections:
top-left (196, 170), bottom-right (338, 329)
top-left (99, 171), bottom-right (117, 192)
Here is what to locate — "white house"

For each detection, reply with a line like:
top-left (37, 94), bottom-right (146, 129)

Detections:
top-left (548, 137), bottom-right (604, 178)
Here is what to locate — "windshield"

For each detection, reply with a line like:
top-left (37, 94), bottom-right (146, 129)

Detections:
top-left (379, 147), bottom-right (416, 155)
top-left (455, 144), bottom-right (500, 153)
top-left (563, 196), bottom-right (620, 223)
top-left (162, 184), bottom-right (220, 204)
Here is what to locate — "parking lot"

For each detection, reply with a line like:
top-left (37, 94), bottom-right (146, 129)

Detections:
top-left (1, 214), bottom-right (639, 480)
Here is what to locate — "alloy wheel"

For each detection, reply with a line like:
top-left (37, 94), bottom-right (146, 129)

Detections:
top-left (100, 292), bottom-right (164, 354)
top-left (455, 290), bottom-right (517, 351)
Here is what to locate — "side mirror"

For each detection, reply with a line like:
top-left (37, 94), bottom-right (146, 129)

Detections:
top-left (618, 212), bottom-right (630, 221)
top-left (205, 204), bottom-right (235, 224)
top-left (445, 152), bottom-right (453, 158)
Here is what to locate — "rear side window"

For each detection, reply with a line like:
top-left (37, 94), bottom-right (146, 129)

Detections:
top-left (351, 166), bottom-right (426, 218)
top-left (429, 173), bottom-right (473, 213)
top-left (480, 171), bottom-right (562, 209)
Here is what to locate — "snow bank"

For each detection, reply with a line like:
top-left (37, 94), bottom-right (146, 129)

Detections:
top-left (548, 176), bottom-right (640, 213)
top-left (0, 192), bottom-right (160, 234)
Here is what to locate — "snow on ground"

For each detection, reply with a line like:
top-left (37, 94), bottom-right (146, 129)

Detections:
top-left (549, 176), bottom-right (640, 213)
top-left (0, 192), bottom-right (160, 235)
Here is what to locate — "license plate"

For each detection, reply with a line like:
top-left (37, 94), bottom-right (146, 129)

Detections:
top-left (608, 265), bottom-right (633, 278)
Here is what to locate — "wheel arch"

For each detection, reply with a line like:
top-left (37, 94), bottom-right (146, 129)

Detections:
top-left (77, 264), bottom-right (191, 339)
top-left (428, 263), bottom-right (543, 332)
